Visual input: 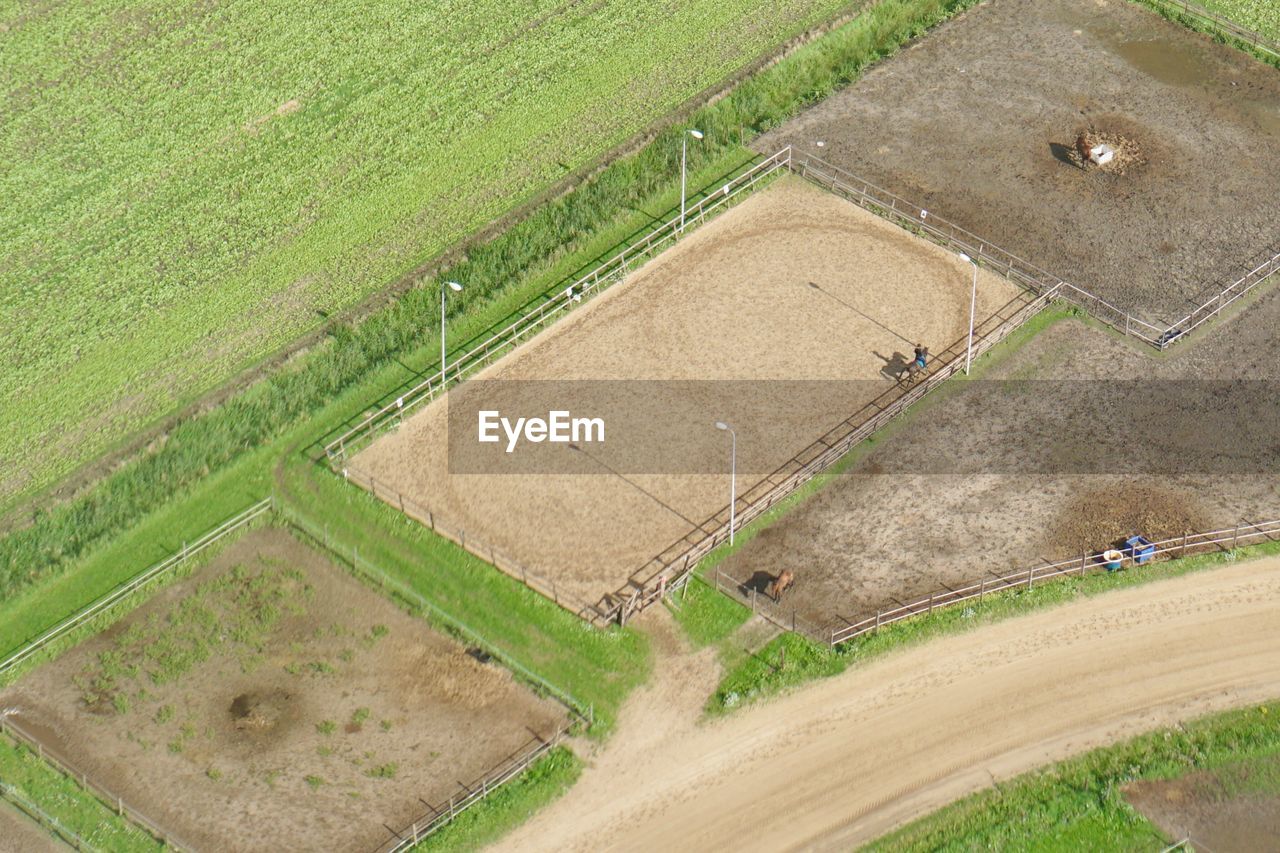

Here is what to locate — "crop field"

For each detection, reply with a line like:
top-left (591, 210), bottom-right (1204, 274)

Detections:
top-left (720, 279), bottom-right (1280, 632)
top-left (0, 527), bottom-right (567, 852)
top-left (758, 0), bottom-right (1280, 325)
top-left (353, 176), bottom-right (1023, 613)
top-left (1197, 0), bottom-right (1280, 38)
top-left (0, 0), bottom-right (859, 510)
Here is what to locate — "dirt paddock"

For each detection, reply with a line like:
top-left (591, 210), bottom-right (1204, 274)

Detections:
top-left (758, 0), bottom-right (1280, 324)
top-left (723, 280), bottom-right (1280, 632)
top-left (0, 528), bottom-right (566, 853)
top-left (354, 177), bottom-right (1023, 611)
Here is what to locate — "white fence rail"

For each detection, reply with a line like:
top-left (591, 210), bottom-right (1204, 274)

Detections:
top-left (324, 147), bottom-right (795, 466)
top-left (373, 724), bottom-right (571, 853)
top-left (0, 498), bottom-right (272, 680)
top-left (827, 518), bottom-right (1280, 645)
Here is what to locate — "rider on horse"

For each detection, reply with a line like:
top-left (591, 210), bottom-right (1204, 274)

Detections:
top-left (912, 344), bottom-right (929, 372)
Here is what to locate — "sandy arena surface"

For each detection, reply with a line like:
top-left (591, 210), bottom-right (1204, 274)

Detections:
top-left (355, 177), bottom-right (1022, 612)
top-left (492, 554), bottom-right (1280, 852)
top-left (0, 528), bottom-right (566, 853)
top-left (757, 0), bottom-right (1280, 324)
top-left (723, 278), bottom-right (1280, 632)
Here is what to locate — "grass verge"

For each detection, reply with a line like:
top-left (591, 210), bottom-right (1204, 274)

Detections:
top-left (868, 700), bottom-right (1280, 850)
top-left (0, 733), bottom-right (162, 852)
top-left (413, 746), bottom-right (582, 852)
top-left (709, 539), bottom-right (1280, 716)
top-left (275, 455), bottom-right (651, 737)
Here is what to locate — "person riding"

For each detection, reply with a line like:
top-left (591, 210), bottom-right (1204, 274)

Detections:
top-left (912, 344), bottom-right (929, 371)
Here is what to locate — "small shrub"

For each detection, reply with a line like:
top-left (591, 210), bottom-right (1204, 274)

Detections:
top-left (366, 762), bottom-right (398, 779)
top-left (305, 775), bottom-right (325, 790)
top-left (316, 720), bottom-right (337, 736)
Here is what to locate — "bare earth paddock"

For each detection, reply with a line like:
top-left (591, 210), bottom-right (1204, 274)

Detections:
top-left (758, 0), bottom-right (1280, 324)
top-left (0, 528), bottom-right (566, 853)
top-left (354, 177), bottom-right (1023, 611)
top-left (723, 282), bottom-right (1280, 633)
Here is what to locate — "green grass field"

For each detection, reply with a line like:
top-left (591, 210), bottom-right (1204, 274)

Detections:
top-left (0, 0), bottom-right (855, 508)
top-left (1198, 0), bottom-right (1280, 38)
top-left (869, 701), bottom-right (1280, 851)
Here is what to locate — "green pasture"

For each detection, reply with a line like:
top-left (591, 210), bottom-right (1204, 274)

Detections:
top-left (0, 0), bottom-right (855, 508)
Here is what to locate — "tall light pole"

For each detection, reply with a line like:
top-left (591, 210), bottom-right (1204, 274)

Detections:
top-left (680, 129), bottom-right (704, 232)
top-left (442, 281), bottom-right (462, 383)
top-left (958, 253), bottom-right (978, 375)
top-left (715, 421), bottom-right (736, 545)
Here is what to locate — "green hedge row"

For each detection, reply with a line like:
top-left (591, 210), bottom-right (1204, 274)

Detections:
top-left (0, 0), bottom-right (981, 599)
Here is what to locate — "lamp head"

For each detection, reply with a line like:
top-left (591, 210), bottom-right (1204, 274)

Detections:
top-left (958, 253), bottom-right (972, 264)
top-left (689, 129), bottom-right (704, 140)
top-left (714, 421), bottom-right (729, 431)
top-left (447, 281), bottom-right (463, 292)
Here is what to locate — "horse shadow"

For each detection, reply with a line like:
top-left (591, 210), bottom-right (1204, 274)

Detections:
top-left (875, 350), bottom-right (911, 381)
top-left (1049, 142), bottom-right (1086, 170)
top-left (740, 570), bottom-right (775, 596)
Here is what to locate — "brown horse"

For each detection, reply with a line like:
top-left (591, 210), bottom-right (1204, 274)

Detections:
top-left (767, 569), bottom-right (795, 603)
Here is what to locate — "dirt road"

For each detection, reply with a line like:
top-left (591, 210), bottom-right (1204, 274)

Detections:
top-left (493, 555), bottom-right (1280, 852)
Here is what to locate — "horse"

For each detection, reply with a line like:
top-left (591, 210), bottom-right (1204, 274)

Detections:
top-left (766, 569), bottom-right (795, 603)
top-left (901, 345), bottom-right (929, 387)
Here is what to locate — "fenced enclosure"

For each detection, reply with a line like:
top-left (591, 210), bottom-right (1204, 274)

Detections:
top-left (601, 286), bottom-right (1059, 626)
top-left (786, 151), bottom-right (1280, 351)
top-left (0, 498), bottom-right (272, 682)
top-left (324, 147), bottom-right (795, 467)
top-left (709, 517), bottom-right (1280, 644)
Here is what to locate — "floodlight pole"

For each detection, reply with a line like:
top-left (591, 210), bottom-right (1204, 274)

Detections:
top-left (442, 281), bottom-right (463, 384)
top-left (680, 129), bottom-right (704, 232)
top-left (715, 421), bottom-right (736, 545)
top-left (959, 254), bottom-right (978, 375)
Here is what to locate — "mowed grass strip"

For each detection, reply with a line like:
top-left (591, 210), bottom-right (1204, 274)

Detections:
top-left (867, 701), bottom-right (1280, 851)
top-left (1194, 0), bottom-right (1280, 39)
top-left (1, 0), bottom-right (855, 507)
top-left (277, 455), bottom-right (651, 736)
top-left (0, 734), bottom-right (162, 853)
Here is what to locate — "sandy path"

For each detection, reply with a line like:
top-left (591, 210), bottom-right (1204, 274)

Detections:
top-left (493, 556), bottom-right (1280, 852)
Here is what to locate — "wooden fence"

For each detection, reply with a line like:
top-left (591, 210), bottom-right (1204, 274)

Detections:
top-left (1, 716), bottom-right (193, 851)
top-left (1145, 0), bottom-right (1280, 60)
top-left (372, 723), bottom-right (572, 853)
top-left (825, 517), bottom-right (1280, 646)
top-left (323, 146), bottom-right (795, 467)
top-left (600, 286), bottom-right (1060, 626)
top-left (0, 781), bottom-right (95, 851)
top-left (340, 467), bottom-right (602, 623)
top-left (787, 150), bottom-right (1280, 352)
top-left (0, 498), bottom-right (272, 681)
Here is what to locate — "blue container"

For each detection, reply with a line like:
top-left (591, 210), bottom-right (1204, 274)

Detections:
top-left (1102, 549), bottom-right (1124, 571)
top-left (1126, 535), bottom-right (1155, 565)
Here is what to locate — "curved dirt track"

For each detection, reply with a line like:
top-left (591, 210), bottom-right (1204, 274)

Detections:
top-left (492, 556), bottom-right (1280, 852)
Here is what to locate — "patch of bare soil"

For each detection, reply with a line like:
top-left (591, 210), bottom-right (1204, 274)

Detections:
top-left (0, 528), bottom-right (566, 853)
top-left (1126, 758), bottom-right (1280, 852)
top-left (757, 0), bottom-right (1280, 322)
top-left (1046, 482), bottom-right (1211, 555)
top-left (722, 280), bottom-right (1280, 631)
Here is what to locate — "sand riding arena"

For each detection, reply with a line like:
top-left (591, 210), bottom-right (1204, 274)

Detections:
top-left (350, 176), bottom-right (1031, 621)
